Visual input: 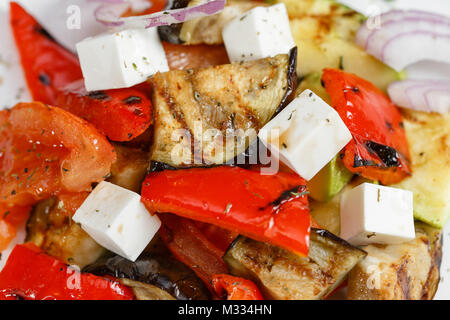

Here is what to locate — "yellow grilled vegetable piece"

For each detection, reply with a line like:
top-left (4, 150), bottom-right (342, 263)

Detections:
top-left (393, 110), bottom-right (450, 228)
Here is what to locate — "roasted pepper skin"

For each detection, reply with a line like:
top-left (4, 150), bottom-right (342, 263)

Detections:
top-left (212, 274), bottom-right (264, 300)
top-left (322, 69), bottom-right (411, 185)
top-left (0, 244), bottom-right (134, 300)
top-left (11, 2), bottom-right (153, 142)
top-left (10, 2), bottom-right (82, 105)
top-left (56, 80), bottom-right (153, 142)
top-left (142, 166), bottom-right (311, 256)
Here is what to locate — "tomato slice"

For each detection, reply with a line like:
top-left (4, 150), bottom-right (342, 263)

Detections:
top-left (322, 69), bottom-right (411, 185)
top-left (10, 2), bottom-right (82, 105)
top-left (57, 80), bottom-right (153, 142)
top-left (0, 102), bottom-right (116, 206)
top-left (163, 42), bottom-right (230, 70)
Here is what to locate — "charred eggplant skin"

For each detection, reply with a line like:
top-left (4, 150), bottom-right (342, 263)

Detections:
top-left (83, 251), bottom-right (211, 300)
top-left (158, 0), bottom-right (190, 44)
top-left (274, 47), bottom-right (298, 117)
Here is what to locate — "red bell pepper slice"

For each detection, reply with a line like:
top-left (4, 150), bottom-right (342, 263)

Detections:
top-left (56, 80), bottom-right (153, 142)
top-left (322, 69), bottom-right (411, 185)
top-left (142, 166), bottom-right (311, 256)
top-left (0, 102), bottom-right (116, 206)
top-left (158, 213), bottom-right (229, 291)
top-left (194, 221), bottom-right (238, 255)
top-left (10, 2), bottom-right (82, 105)
top-left (0, 244), bottom-right (134, 300)
top-left (212, 274), bottom-right (264, 300)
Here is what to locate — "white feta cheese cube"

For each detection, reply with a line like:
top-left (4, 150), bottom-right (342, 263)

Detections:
top-left (76, 27), bottom-right (169, 91)
top-left (72, 181), bottom-right (161, 261)
top-left (258, 89), bottom-right (352, 180)
top-left (340, 183), bottom-right (415, 246)
top-left (222, 3), bottom-right (295, 63)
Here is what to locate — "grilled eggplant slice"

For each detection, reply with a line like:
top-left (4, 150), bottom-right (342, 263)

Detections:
top-left (108, 144), bottom-right (150, 193)
top-left (149, 49), bottom-right (297, 167)
top-left (224, 229), bottom-right (367, 300)
top-left (119, 278), bottom-right (176, 300)
top-left (159, 0), bottom-right (265, 45)
top-left (83, 248), bottom-right (211, 300)
top-left (26, 198), bottom-right (106, 268)
top-left (347, 223), bottom-right (443, 300)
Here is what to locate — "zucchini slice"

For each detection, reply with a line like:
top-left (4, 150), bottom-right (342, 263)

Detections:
top-left (224, 229), bottom-right (367, 300)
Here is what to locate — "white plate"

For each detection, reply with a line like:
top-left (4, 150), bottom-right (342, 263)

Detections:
top-left (0, 0), bottom-right (448, 299)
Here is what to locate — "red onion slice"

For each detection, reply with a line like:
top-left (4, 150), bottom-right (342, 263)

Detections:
top-left (405, 61), bottom-right (450, 80)
top-left (93, 0), bottom-right (226, 29)
top-left (355, 10), bottom-right (450, 71)
top-left (356, 10), bottom-right (450, 46)
top-left (388, 79), bottom-right (450, 114)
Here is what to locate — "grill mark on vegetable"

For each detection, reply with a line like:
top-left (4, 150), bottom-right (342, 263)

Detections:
top-left (88, 91), bottom-right (110, 101)
top-left (123, 96), bottom-right (142, 105)
top-left (34, 26), bottom-right (55, 42)
top-left (259, 185), bottom-right (307, 212)
top-left (353, 153), bottom-right (377, 168)
top-left (38, 73), bottom-right (51, 86)
top-left (396, 260), bottom-right (411, 300)
top-left (160, 86), bottom-right (197, 162)
top-left (364, 141), bottom-right (400, 167)
top-left (421, 234), bottom-right (441, 300)
top-left (385, 121), bottom-right (394, 132)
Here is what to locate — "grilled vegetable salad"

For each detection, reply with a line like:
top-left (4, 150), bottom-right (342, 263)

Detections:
top-left (0, 0), bottom-right (448, 300)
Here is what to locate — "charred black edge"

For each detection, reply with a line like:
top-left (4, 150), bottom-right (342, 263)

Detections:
top-left (311, 229), bottom-right (367, 255)
top-left (83, 253), bottom-right (211, 300)
top-left (34, 26), bottom-right (56, 42)
top-left (223, 235), bottom-right (244, 258)
top-left (272, 46), bottom-right (298, 118)
top-left (157, 0), bottom-right (191, 44)
top-left (158, 24), bottom-right (185, 44)
top-left (233, 48), bottom-right (298, 167)
top-left (149, 161), bottom-right (233, 173)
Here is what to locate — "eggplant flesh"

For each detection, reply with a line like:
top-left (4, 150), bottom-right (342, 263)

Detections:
top-left (158, 1), bottom-right (265, 45)
top-left (347, 223), bottom-right (443, 300)
top-left (83, 249), bottom-right (211, 300)
top-left (108, 144), bottom-right (150, 193)
top-left (149, 49), bottom-right (297, 167)
top-left (224, 229), bottom-right (367, 300)
top-left (26, 198), bottom-right (106, 269)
